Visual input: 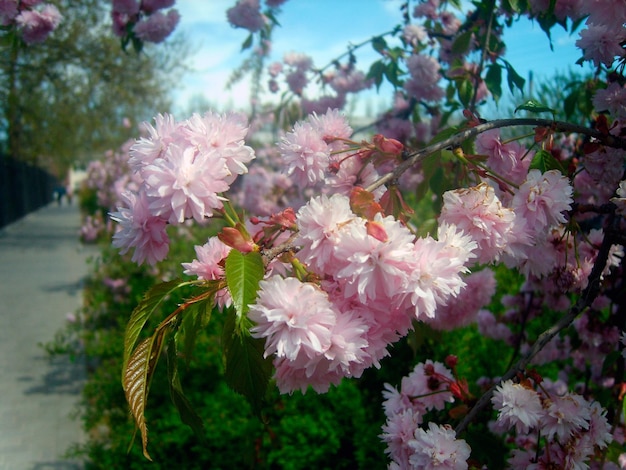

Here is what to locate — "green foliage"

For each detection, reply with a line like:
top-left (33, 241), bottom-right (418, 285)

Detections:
top-left (514, 99), bottom-right (557, 118)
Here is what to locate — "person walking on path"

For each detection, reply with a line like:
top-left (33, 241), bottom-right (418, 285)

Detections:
top-left (0, 201), bottom-right (97, 469)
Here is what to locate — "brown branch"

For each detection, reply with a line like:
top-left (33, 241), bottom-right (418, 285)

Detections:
top-left (365, 117), bottom-right (626, 193)
top-left (454, 219), bottom-right (618, 436)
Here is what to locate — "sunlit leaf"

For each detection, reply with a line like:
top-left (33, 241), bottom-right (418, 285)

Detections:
top-left (225, 250), bottom-right (265, 321)
top-left (166, 337), bottom-right (208, 445)
top-left (529, 149), bottom-right (566, 174)
top-left (122, 279), bottom-right (186, 382)
top-left (514, 99), bottom-right (556, 117)
top-left (222, 309), bottom-right (273, 416)
top-left (123, 331), bottom-right (166, 461)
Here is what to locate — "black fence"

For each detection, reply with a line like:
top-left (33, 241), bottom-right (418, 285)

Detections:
top-left (0, 156), bottom-right (59, 229)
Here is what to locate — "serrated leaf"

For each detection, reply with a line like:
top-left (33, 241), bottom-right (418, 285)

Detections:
top-left (166, 337), bottom-right (208, 445)
top-left (123, 331), bottom-right (167, 461)
top-left (485, 64), bottom-right (502, 102)
top-left (515, 99), bottom-right (556, 116)
top-left (222, 309), bottom-right (273, 416)
top-left (529, 149), bottom-right (566, 174)
top-left (122, 279), bottom-right (187, 382)
top-left (451, 30), bottom-right (473, 55)
top-left (225, 250), bottom-right (265, 321)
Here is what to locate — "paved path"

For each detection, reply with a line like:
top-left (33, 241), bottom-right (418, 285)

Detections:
top-left (0, 202), bottom-right (97, 470)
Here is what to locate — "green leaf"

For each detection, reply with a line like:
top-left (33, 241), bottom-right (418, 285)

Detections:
top-left (122, 329), bottom-right (167, 461)
top-left (122, 279), bottom-right (187, 382)
top-left (366, 60), bottom-right (386, 90)
top-left (485, 64), bottom-right (502, 102)
top-left (166, 337), bottom-right (208, 445)
top-left (502, 59), bottom-right (525, 95)
top-left (457, 78), bottom-right (473, 108)
top-left (529, 149), bottom-right (566, 174)
top-left (384, 61), bottom-right (403, 88)
top-left (451, 30), bottom-right (473, 55)
top-left (225, 250), bottom-right (265, 321)
top-left (371, 35), bottom-right (388, 54)
top-left (241, 33), bottom-right (253, 51)
top-left (514, 99), bottom-right (556, 117)
top-left (222, 309), bottom-right (273, 416)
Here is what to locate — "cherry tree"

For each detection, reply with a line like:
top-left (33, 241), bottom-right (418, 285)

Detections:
top-left (88, 0), bottom-right (626, 467)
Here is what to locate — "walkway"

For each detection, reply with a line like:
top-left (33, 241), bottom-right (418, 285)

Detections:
top-left (0, 201), bottom-right (97, 469)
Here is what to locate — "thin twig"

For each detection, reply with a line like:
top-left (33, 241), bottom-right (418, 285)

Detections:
top-left (455, 219), bottom-right (617, 436)
top-left (365, 117), bottom-right (626, 193)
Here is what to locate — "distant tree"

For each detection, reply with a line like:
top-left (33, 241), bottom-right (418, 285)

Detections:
top-left (0, 0), bottom-right (187, 177)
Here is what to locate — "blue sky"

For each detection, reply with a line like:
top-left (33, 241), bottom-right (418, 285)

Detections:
top-left (171, 1), bottom-right (592, 115)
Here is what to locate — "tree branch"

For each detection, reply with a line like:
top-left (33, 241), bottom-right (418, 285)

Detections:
top-left (455, 218), bottom-right (618, 436)
top-left (365, 117), bottom-right (626, 193)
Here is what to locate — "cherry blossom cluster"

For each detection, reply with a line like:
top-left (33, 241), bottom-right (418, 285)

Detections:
top-left (111, 0), bottom-right (179, 45)
top-left (491, 378), bottom-right (612, 468)
top-left (245, 193), bottom-right (476, 394)
top-left (0, 0), bottom-right (62, 44)
top-left (380, 359), bottom-right (471, 469)
top-left (226, 0), bottom-right (287, 33)
top-left (266, 52), bottom-right (373, 115)
top-left (109, 111), bottom-right (255, 265)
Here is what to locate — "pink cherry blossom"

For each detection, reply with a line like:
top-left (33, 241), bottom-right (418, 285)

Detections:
top-left (511, 169), bottom-right (573, 230)
top-left (593, 82), bottom-right (626, 120)
top-left (380, 409), bottom-right (422, 469)
top-left (226, 0), bottom-right (265, 32)
top-left (16, 4), bottom-right (62, 44)
top-left (405, 54), bottom-right (445, 102)
top-left (475, 129), bottom-right (531, 185)
top-left (141, 0), bottom-right (175, 14)
top-left (439, 183), bottom-right (516, 264)
top-left (110, 190), bottom-right (170, 266)
top-left (333, 213), bottom-right (416, 304)
top-left (133, 9), bottom-right (180, 43)
top-left (112, 0), bottom-right (139, 15)
top-left (540, 392), bottom-right (591, 441)
top-left (408, 422), bottom-right (471, 470)
top-left (491, 380), bottom-right (543, 434)
top-left (279, 121), bottom-right (330, 187)
top-left (129, 113), bottom-right (182, 170)
top-left (425, 268), bottom-right (496, 330)
top-left (181, 236), bottom-right (231, 281)
top-left (295, 193), bottom-right (357, 273)
top-left (401, 360), bottom-right (455, 411)
top-left (0, 0), bottom-right (18, 25)
top-left (576, 22), bottom-right (626, 68)
top-left (142, 144), bottom-right (230, 224)
top-left (249, 276), bottom-right (336, 361)
top-left (405, 227), bottom-right (474, 320)
top-left (183, 111), bottom-right (256, 183)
